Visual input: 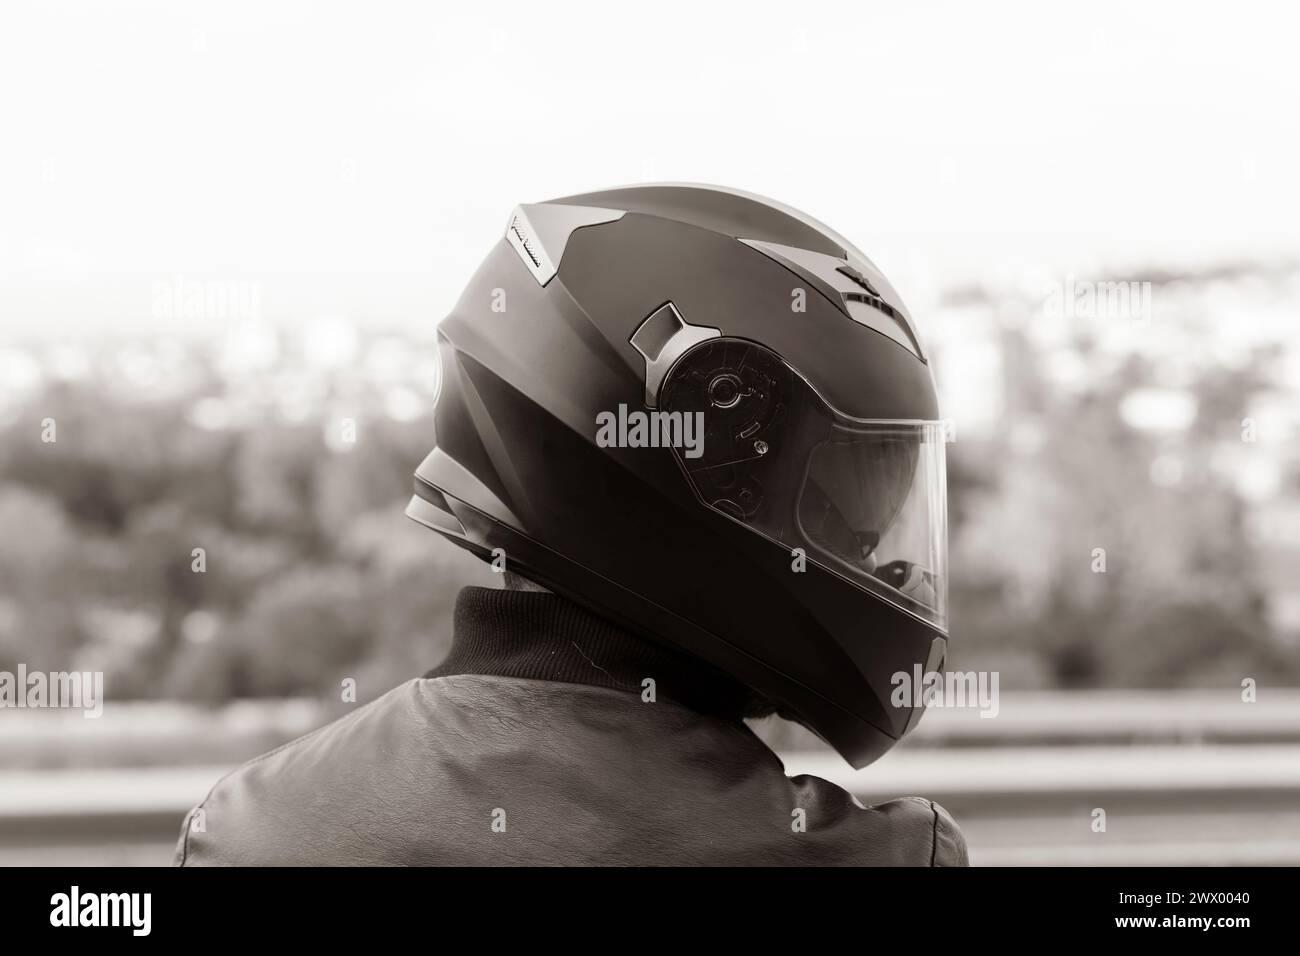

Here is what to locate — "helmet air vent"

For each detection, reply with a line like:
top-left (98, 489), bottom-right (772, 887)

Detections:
top-left (629, 302), bottom-right (720, 408)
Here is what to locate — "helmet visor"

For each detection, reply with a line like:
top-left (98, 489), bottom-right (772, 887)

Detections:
top-left (659, 338), bottom-right (948, 631)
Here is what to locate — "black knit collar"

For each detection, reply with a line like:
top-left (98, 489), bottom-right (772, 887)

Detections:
top-left (425, 586), bottom-right (752, 722)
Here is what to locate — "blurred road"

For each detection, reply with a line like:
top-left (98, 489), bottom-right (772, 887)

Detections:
top-left (3, 692), bottom-right (1298, 866)
top-left (4, 744), bottom-right (1298, 866)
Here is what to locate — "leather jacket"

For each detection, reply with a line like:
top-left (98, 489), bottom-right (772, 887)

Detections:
top-left (175, 587), bottom-right (967, 866)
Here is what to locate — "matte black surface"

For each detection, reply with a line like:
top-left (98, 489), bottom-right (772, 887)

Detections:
top-left (409, 185), bottom-right (946, 767)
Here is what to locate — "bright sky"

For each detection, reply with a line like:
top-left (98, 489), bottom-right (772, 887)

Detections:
top-left (1, 0), bottom-right (1297, 335)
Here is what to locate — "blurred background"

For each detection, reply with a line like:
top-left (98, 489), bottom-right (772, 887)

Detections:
top-left (2, 0), bottom-right (1298, 865)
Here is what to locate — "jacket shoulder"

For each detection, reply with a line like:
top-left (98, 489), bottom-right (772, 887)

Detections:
top-left (873, 795), bottom-right (969, 867)
top-left (785, 773), bottom-right (969, 866)
top-left (175, 682), bottom-right (422, 866)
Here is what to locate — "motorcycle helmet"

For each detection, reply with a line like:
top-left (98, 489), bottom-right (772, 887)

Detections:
top-left (407, 184), bottom-right (948, 768)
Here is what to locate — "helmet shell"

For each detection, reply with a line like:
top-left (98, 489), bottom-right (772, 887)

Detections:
top-left (409, 184), bottom-right (946, 767)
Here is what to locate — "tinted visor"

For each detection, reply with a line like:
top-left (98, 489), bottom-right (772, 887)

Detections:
top-left (659, 338), bottom-right (947, 630)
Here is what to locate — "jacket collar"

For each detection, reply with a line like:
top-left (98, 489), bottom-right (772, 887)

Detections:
top-left (425, 586), bottom-right (753, 721)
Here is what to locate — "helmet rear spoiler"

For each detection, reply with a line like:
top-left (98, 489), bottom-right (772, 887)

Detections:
top-left (405, 483), bottom-right (467, 538)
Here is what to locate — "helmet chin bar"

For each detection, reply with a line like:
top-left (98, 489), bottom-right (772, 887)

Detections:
top-left (408, 475), bottom-right (924, 768)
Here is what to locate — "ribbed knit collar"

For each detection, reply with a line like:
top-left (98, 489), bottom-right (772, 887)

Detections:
top-left (425, 586), bottom-right (752, 722)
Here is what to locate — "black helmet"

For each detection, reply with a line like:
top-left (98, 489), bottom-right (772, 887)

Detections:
top-left (407, 184), bottom-right (948, 767)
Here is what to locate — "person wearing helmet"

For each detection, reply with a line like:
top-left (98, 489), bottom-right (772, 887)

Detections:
top-left (175, 184), bottom-right (968, 867)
